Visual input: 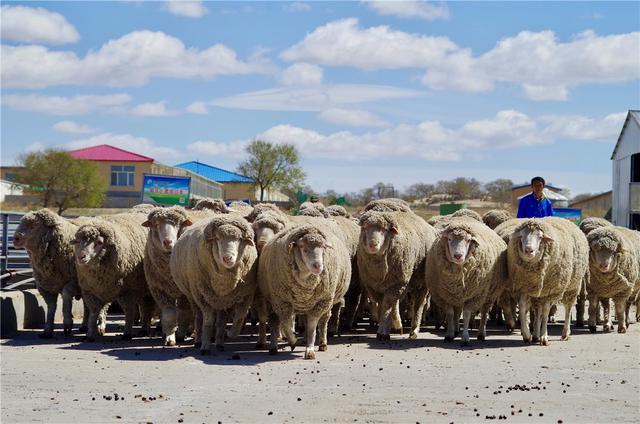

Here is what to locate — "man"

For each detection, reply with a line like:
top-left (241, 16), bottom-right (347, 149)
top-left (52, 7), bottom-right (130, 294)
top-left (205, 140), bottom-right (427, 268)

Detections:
top-left (517, 176), bottom-right (554, 218)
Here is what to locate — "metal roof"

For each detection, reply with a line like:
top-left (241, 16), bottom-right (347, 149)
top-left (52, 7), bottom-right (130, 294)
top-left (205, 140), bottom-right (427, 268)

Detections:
top-left (175, 161), bottom-right (254, 183)
top-left (69, 144), bottom-right (154, 162)
top-left (511, 183), bottom-right (562, 191)
top-left (611, 110), bottom-right (640, 160)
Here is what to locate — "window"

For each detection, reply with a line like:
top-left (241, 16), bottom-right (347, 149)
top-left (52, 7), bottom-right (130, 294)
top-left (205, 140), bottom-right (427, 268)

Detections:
top-left (111, 165), bottom-right (135, 186)
top-left (631, 153), bottom-right (640, 183)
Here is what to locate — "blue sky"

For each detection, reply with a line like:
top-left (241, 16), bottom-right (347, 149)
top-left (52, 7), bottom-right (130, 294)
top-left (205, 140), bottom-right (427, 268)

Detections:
top-left (1, 1), bottom-right (638, 197)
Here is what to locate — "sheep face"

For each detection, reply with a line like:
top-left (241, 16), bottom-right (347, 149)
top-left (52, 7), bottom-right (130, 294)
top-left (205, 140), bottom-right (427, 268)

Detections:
top-left (13, 210), bottom-right (58, 250)
top-left (144, 216), bottom-right (192, 252)
top-left (253, 219), bottom-right (285, 252)
top-left (590, 247), bottom-right (617, 274)
top-left (444, 229), bottom-right (476, 266)
top-left (208, 224), bottom-right (254, 269)
top-left (515, 225), bottom-right (551, 262)
top-left (361, 222), bottom-right (397, 255)
top-left (72, 230), bottom-right (105, 266)
top-left (290, 234), bottom-right (330, 276)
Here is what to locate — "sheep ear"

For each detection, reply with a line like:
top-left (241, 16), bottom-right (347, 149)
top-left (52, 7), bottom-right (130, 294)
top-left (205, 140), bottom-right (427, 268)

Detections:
top-left (245, 238), bottom-right (255, 247)
top-left (390, 226), bottom-right (399, 235)
top-left (288, 242), bottom-right (296, 254)
top-left (70, 238), bottom-right (78, 245)
top-left (325, 242), bottom-right (334, 249)
top-left (542, 233), bottom-right (554, 243)
top-left (182, 219), bottom-right (193, 227)
top-left (142, 220), bottom-right (152, 227)
top-left (96, 236), bottom-right (105, 245)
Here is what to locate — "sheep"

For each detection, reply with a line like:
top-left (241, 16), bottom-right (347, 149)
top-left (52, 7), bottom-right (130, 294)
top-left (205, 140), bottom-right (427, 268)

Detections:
top-left (12, 209), bottom-right (91, 338)
top-left (72, 213), bottom-right (154, 341)
top-left (493, 218), bottom-right (526, 330)
top-left (258, 224), bottom-right (351, 359)
top-left (508, 217), bottom-right (589, 345)
top-left (251, 211), bottom-right (289, 253)
top-left (245, 203), bottom-right (284, 223)
top-left (326, 205), bottom-right (350, 218)
top-left (170, 215), bottom-right (258, 353)
top-left (579, 217), bottom-right (613, 236)
top-left (356, 209), bottom-right (437, 340)
top-left (362, 198), bottom-right (412, 213)
top-left (142, 206), bottom-right (197, 346)
top-left (429, 209), bottom-right (483, 231)
top-left (452, 208), bottom-right (482, 221)
top-left (228, 200), bottom-right (253, 215)
top-left (586, 226), bottom-right (640, 333)
top-left (131, 203), bottom-right (156, 213)
top-left (192, 197), bottom-right (231, 213)
top-left (426, 218), bottom-right (507, 345)
top-left (299, 201), bottom-right (328, 217)
top-left (482, 209), bottom-right (513, 230)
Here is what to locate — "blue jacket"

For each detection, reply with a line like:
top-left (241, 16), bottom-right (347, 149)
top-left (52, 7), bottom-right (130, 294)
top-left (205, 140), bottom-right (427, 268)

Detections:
top-left (517, 192), bottom-right (554, 218)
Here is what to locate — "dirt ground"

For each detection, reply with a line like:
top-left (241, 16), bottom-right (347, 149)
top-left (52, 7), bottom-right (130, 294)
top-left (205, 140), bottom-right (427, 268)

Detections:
top-left (2, 312), bottom-right (639, 424)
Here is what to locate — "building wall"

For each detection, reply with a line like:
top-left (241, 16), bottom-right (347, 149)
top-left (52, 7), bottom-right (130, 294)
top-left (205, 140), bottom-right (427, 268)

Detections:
top-left (223, 183), bottom-right (289, 202)
top-left (0, 167), bottom-right (22, 183)
top-left (570, 192), bottom-right (612, 216)
top-left (612, 117), bottom-right (640, 228)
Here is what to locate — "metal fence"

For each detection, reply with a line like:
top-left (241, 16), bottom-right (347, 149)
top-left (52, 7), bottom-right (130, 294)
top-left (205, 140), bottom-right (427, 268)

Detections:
top-left (1, 211), bottom-right (34, 289)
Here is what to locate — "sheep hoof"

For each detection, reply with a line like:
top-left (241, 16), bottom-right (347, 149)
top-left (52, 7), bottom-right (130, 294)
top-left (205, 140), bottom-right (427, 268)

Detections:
top-left (540, 337), bottom-right (549, 346)
top-left (444, 336), bottom-right (454, 343)
top-left (165, 339), bottom-right (176, 347)
top-left (121, 334), bottom-right (132, 341)
top-left (216, 345), bottom-right (225, 352)
top-left (39, 331), bottom-right (54, 339)
top-left (318, 344), bottom-right (328, 352)
top-left (588, 325), bottom-right (597, 334)
top-left (618, 327), bottom-right (626, 334)
top-left (477, 334), bottom-right (485, 341)
top-left (304, 348), bottom-right (316, 360)
top-left (549, 317), bottom-right (556, 323)
top-left (522, 336), bottom-right (531, 344)
top-left (97, 328), bottom-right (106, 336)
top-left (255, 342), bottom-right (267, 350)
top-left (268, 348), bottom-right (278, 355)
top-left (531, 336), bottom-right (539, 343)
top-left (408, 331), bottom-right (418, 340)
top-left (561, 335), bottom-right (570, 341)
top-left (200, 348), bottom-right (211, 355)
top-left (78, 325), bottom-right (88, 333)
top-left (603, 325), bottom-right (611, 333)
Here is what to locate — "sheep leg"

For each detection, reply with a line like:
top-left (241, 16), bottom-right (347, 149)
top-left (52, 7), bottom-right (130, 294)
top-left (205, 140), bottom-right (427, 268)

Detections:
top-left (478, 305), bottom-right (488, 341)
top-left (268, 312), bottom-right (281, 355)
top-left (81, 293), bottom-right (105, 342)
top-left (376, 295), bottom-right (396, 340)
top-left (519, 294), bottom-right (532, 343)
top-left (539, 301), bottom-right (552, 346)
top-left (391, 300), bottom-right (403, 334)
top-left (199, 309), bottom-right (215, 354)
top-left (79, 301), bottom-right (90, 333)
top-left (193, 307), bottom-right (203, 347)
top-left (602, 298), bottom-right (613, 332)
top-left (327, 302), bottom-right (342, 337)
top-left (636, 297), bottom-right (640, 323)
top-left (318, 310), bottom-right (331, 352)
top-left (215, 310), bottom-right (227, 351)
top-left (532, 302), bottom-right (543, 343)
top-left (587, 295), bottom-right (599, 333)
top-left (498, 294), bottom-right (515, 332)
top-left (228, 301), bottom-right (250, 339)
top-left (138, 296), bottom-right (155, 337)
top-left (561, 301), bottom-right (572, 340)
top-left (39, 289), bottom-right (58, 339)
top-left (97, 304), bottom-right (108, 336)
top-left (61, 284), bottom-right (76, 336)
top-left (279, 312), bottom-right (298, 350)
top-left (162, 306), bottom-right (178, 346)
top-left (575, 279), bottom-right (587, 328)
top-left (548, 304), bottom-right (557, 323)
top-left (119, 297), bottom-right (138, 341)
top-left (444, 306), bottom-right (456, 342)
top-left (341, 283), bottom-right (362, 332)
top-left (614, 298), bottom-right (627, 334)
top-left (304, 313), bottom-right (321, 360)
top-left (176, 296), bottom-right (193, 342)
top-left (461, 309), bottom-right (472, 346)
top-left (252, 297), bottom-right (269, 350)
top-left (409, 293), bottom-right (428, 339)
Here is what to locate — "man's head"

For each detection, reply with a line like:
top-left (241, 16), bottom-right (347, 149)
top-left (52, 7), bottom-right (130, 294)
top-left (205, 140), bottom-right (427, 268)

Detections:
top-left (531, 176), bottom-right (545, 198)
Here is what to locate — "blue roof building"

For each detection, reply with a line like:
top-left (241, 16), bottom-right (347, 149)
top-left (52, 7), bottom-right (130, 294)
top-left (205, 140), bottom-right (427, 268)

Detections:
top-left (175, 161), bottom-right (254, 183)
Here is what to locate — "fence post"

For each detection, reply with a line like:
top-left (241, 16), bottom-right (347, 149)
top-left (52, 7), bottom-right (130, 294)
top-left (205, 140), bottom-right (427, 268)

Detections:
top-left (1, 213), bottom-right (8, 275)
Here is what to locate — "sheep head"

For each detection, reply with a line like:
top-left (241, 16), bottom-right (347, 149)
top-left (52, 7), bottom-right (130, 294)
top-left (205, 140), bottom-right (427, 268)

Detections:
top-left (286, 226), bottom-right (332, 277)
top-left (443, 223), bottom-right (478, 266)
top-left (512, 219), bottom-right (553, 262)
top-left (13, 209), bottom-right (60, 250)
top-left (252, 212), bottom-right (287, 252)
top-left (193, 198), bottom-right (230, 213)
top-left (245, 203), bottom-right (281, 223)
top-left (143, 206), bottom-right (192, 252)
top-left (587, 227), bottom-right (623, 274)
top-left (358, 211), bottom-right (398, 256)
top-left (71, 223), bottom-right (113, 266)
top-left (204, 216), bottom-right (255, 269)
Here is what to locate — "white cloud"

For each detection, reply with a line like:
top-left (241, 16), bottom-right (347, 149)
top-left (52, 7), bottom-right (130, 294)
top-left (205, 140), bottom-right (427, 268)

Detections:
top-left (209, 84), bottom-right (423, 111)
top-left (284, 2), bottom-right (312, 12)
top-left (280, 63), bottom-right (323, 86)
top-left (130, 101), bottom-right (176, 117)
top-left (52, 120), bottom-right (97, 134)
top-left (0, 5), bottom-right (80, 45)
top-left (364, 1), bottom-right (450, 21)
top-left (282, 19), bottom-right (640, 100)
top-left (2, 93), bottom-right (132, 115)
top-left (186, 110), bottom-right (625, 163)
top-left (164, 0), bottom-right (208, 18)
top-left (186, 101), bottom-right (208, 114)
top-left (62, 133), bottom-right (181, 163)
top-left (1, 30), bottom-right (272, 88)
top-left (318, 108), bottom-right (390, 128)
top-left (25, 142), bottom-right (47, 153)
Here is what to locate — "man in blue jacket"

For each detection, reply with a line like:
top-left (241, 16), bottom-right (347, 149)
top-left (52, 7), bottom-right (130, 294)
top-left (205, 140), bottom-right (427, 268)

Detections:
top-left (517, 176), bottom-right (554, 218)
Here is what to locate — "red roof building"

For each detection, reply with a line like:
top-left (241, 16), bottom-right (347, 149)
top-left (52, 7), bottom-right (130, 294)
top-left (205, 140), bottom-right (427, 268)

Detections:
top-left (69, 144), bottom-right (154, 162)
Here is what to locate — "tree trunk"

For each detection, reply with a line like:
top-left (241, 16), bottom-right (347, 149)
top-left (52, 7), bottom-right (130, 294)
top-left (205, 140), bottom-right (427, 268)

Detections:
top-left (260, 186), bottom-right (265, 202)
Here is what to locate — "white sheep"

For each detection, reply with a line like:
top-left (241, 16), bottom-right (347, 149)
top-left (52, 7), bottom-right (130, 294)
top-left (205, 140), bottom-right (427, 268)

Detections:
top-left (170, 215), bottom-right (258, 353)
top-left (357, 209), bottom-right (437, 340)
top-left (426, 218), bottom-right (507, 345)
top-left (508, 217), bottom-right (589, 345)
top-left (482, 209), bottom-right (513, 230)
top-left (72, 213), bottom-right (154, 341)
top-left (258, 224), bottom-right (351, 359)
top-left (586, 226), bottom-right (640, 333)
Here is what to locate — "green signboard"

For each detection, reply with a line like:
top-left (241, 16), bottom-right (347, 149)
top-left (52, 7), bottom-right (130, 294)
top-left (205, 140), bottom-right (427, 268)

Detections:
top-left (142, 174), bottom-right (191, 206)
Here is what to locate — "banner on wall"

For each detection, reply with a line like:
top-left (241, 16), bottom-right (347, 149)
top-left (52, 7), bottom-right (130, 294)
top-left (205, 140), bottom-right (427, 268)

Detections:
top-left (141, 174), bottom-right (191, 206)
top-left (554, 208), bottom-right (582, 224)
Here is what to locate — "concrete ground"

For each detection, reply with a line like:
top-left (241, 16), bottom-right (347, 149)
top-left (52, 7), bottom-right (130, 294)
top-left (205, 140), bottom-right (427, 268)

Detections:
top-left (2, 313), bottom-right (639, 424)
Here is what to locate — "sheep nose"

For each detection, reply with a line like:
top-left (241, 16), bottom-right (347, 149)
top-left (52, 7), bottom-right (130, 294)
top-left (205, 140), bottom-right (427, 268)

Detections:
top-left (223, 254), bottom-right (234, 264)
top-left (312, 262), bottom-right (323, 273)
top-left (524, 247), bottom-right (534, 254)
top-left (454, 253), bottom-right (462, 260)
top-left (162, 239), bottom-right (174, 249)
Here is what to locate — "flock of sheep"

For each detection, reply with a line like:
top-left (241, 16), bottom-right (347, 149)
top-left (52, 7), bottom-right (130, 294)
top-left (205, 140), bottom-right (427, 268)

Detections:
top-left (12, 197), bottom-right (640, 359)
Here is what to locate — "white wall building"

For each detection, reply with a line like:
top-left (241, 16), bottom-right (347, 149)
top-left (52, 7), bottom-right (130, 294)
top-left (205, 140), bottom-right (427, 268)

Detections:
top-left (611, 110), bottom-right (640, 229)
